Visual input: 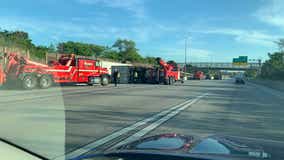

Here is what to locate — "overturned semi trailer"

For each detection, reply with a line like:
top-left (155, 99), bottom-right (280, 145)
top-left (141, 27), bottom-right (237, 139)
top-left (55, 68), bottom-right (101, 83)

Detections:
top-left (111, 66), bottom-right (160, 84)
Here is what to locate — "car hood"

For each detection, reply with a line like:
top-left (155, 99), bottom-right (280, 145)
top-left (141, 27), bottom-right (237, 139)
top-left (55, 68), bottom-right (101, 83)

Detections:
top-left (106, 133), bottom-right (284, 160)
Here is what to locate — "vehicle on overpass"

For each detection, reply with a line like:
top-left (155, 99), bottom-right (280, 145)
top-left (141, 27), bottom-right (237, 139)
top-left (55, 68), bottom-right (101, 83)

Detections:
top-left (0, 53), bottom-right (110, 89)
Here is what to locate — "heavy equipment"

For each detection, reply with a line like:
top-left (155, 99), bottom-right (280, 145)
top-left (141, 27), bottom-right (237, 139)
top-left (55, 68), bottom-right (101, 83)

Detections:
top-left (0, 53), bottom-right (110, 89)
top-left (156, 58), bottom-right (182, 85)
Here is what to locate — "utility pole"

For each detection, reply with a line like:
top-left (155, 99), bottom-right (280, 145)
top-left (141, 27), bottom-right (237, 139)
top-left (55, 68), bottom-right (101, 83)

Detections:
top-left (184, 38), bottom-right (187, 73)
top-left (184, 35), bottom-right (190, 73)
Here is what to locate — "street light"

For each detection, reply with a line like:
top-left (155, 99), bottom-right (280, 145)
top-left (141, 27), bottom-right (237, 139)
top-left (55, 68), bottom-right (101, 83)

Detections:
top-left (184, 35), bottom-right (191, 73)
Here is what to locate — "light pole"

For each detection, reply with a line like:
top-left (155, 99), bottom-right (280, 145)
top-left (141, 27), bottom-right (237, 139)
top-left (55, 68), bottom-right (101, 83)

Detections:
top-left (184, 35), bottom-right (190, 73)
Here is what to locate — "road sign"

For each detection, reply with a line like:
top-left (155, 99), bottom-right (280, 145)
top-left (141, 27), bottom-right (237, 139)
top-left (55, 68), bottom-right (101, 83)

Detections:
top-left (233, 56), bottom-right (248, 66)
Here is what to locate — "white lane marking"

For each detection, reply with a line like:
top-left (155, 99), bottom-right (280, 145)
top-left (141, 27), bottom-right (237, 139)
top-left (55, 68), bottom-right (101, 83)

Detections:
top-left (112, 93), bottom-right (208, 148)
top-left (55, 98), bottom-right (194, 160)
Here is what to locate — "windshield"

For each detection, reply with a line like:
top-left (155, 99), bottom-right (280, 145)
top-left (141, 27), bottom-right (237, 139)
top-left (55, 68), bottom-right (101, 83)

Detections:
top-left (1, 0), bottom-right (284, 160)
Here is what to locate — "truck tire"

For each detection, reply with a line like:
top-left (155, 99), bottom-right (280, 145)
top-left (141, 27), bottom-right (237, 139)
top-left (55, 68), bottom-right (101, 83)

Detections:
top-left (88, 77), bottom-right (95, 86)
top-left (164, 78), bottom-right (169, 85)
top-left (39, 75), bottom-right (53, 89)
top-left (101, 75), bottom-right (109, 86)
top-left (170, 77), bottom-right (175, 85)
top-left (22, 75), bottom-right (37, 90)
top-left (168, 77), bottom-right (172, 85)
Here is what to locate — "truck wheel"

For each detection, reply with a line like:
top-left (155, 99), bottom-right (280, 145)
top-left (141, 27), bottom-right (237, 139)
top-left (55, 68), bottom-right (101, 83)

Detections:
top-left (39, 75), bottom-right (53, 89)
top-left (168, 77), bottom-right (172, 85)
top-left (101, 76), bottom-right (109, 86)
top-left (22, 75), bottom-right (37, 90)
top-left (170, 77), bottom-right (175, 85)
top-left (88, 77), bottom-right (95, 86)
top-left (164, 78), bottom-right (169, 85)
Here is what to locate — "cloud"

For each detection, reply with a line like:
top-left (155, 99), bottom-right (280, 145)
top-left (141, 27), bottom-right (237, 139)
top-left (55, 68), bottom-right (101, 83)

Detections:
top-left (255, 0), bottom-right (284, 28)
top-left (147, 47), bottom-right (212, 62)
top-left (0, 17), bottom-right (112, 44)
top-left (0, 15), bottom-right (179, 46)
top-left (190, 48), bottom-right (211, 59)
top-left (193, 28), bottom-right (279, 47)
top-left (76, 0), bottom-right (146, 18)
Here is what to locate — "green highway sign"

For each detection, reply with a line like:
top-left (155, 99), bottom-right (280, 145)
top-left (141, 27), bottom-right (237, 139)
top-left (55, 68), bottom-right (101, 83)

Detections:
top-left (233, 56), bottom-right (248, 66)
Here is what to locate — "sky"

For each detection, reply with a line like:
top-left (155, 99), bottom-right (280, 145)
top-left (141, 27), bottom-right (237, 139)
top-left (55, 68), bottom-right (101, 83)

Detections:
top-left (0, 0), bottom-right (284, 62)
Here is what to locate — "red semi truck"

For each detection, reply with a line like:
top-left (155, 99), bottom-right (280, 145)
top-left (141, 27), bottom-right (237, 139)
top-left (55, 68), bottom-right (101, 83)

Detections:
top-left (0, 53), bottom-right (110, 89)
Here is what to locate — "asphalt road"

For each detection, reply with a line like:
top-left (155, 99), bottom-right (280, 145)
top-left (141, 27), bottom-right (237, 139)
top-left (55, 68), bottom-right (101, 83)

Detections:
top-left (0, 80), bottom-right (284, 159)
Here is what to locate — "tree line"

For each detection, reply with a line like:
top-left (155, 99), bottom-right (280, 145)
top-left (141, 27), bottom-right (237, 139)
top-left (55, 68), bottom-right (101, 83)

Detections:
top-left (0, 29), bottom-right (164, 65)
top-left (260, 39), bottom-right (284, 80)
top-left (0, 30), bottom-right (48, 59)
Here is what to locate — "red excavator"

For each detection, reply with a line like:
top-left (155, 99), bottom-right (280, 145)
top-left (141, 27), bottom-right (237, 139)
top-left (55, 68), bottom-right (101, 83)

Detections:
top-left (0, 53), bottom-right (110, 89)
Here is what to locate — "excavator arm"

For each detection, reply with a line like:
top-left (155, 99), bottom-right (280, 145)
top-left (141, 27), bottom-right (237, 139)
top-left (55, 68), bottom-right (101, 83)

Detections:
top-left (157, 58), bottom-right (173, 71)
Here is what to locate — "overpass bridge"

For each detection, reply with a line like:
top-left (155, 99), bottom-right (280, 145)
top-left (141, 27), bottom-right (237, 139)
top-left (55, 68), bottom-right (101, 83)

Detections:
top-left (179, 62), bottom-right (261, 70)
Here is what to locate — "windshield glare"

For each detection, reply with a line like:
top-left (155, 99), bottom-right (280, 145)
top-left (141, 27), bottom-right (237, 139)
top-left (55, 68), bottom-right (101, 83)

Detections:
top-left (0, 0), bottom-right (284, 160)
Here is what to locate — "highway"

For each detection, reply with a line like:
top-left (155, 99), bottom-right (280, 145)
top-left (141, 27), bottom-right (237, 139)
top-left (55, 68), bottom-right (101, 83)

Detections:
top-left (1, 80), bottom-right (284, 159)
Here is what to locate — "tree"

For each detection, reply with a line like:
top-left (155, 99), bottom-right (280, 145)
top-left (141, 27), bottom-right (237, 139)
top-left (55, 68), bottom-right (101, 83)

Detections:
top-left (275, 39), bottom-right (284, 52)
top-left (245, 70), bottom-right (257, 78)
top-left (261, 52), bottom-right (284, 79)
top-left (30, 46), bottom-right (48, 59)
top-left (144, 56), bottom-right (157, 65)
top-left (101, 47), bottom-right (120, 60)
top-left (48, 43), bottom-right (56, 53)
top-left (0, 30), bottom-right (46, 59)
top-left (57, 41), bottom-right (105, 57)
top-left (0, 30), bottom-right (33, 49)
top-left (112, 39), bottom-right (143, 62)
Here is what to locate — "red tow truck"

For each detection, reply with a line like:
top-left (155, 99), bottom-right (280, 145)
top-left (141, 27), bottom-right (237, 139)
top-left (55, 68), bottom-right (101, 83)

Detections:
top-left (194, 71), bottom-right (205, 80)
top-left (156, 58), bottom-right (183, 85)
top-left (0, 64), bottom-right (5, 86)
top-left (0, 53), bottom-right (110, 89)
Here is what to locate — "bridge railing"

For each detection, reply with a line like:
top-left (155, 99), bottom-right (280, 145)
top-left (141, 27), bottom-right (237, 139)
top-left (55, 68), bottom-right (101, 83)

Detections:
top-left (178, 62), bottom-right (261, 69)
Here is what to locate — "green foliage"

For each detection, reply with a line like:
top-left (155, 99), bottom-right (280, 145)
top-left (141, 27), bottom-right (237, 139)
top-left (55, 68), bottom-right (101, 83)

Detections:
top-left (167, 60), bottom-right (177, 68)
top-left (112, 39), bottom-right (143, 62)
top-left (48, 43), bottom-right (56, 53)
top-left (0, 30), bottom-right (33, 49)
top-left (57, 41), bottom-right (105, 57)
top-left (0, 29), bottom-right (47, 59)
top-left (143, 56), bottom-right (158, 65)
top-left (101, 47), bottom-right (120, 60)
top-left (245, 70), bottom-right (257, 78)
top-left (261, 52), bottom-right (284, 80)
top-left (0, 30), bottom-right (158, 64)
top-left (275, 39), bottom-right (284, 52)
top-left (30, 46), bottom-right (48, 59)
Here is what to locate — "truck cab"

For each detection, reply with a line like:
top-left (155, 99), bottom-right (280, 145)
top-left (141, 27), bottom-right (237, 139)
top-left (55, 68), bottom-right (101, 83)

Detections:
top-left (49, 55), bottom-right (109, 85)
